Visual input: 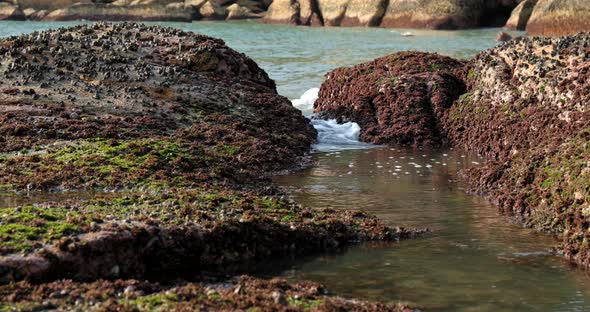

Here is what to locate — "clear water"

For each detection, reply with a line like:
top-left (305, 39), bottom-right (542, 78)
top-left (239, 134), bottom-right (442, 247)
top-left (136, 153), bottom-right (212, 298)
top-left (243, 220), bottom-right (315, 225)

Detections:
top-left (274, 148), bottom-right (590, 311)
top-left (1, 20), bottom-right (584, 311)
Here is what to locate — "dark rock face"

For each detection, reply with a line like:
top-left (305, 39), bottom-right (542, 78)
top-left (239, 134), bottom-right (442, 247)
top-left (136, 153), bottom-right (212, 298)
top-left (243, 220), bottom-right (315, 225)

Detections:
top-left (314, 51), bottom-right (466, 147)
top-left (315, 33), bottom-right (590, 268)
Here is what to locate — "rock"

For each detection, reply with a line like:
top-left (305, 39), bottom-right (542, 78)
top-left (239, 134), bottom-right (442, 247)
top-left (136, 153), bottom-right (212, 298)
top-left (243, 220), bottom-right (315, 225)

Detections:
top-left (262, 0), bottom-right (299, 24)
top-left (226, 3), bottom-right (261, 20)
top-left (43, 3), bottom-right (193, 21)
top-left (0, 3), bottom-right (25, 20)
top-left (380, 0), bottom-right (484, 29)
top-left (339, 0), bottom-right (387, 27)
top-left (15, 0), bottom-right (85, 11)
top-left (237, 0), bottom-right (271, 13)
top-left (444, 33), bottom-right (590, 268)
top-left (526, 0), bottom-right (590, 36)
top-left (0, 22), bottom-right (315, 161)
top-left (495, 31), bottom-right (512, 41)
top-left (504, 0), bottom-right (537, 30)
top-left (198, 0), bottom-right (226, 20)
top-left (314, 51), bottom-right (466, 147)
top-left (184, 0), bottom-right (207, 8)
top-left (313, 32), bottom-right (590, 269)
top-left (317, 0), bottom-right (348, 26)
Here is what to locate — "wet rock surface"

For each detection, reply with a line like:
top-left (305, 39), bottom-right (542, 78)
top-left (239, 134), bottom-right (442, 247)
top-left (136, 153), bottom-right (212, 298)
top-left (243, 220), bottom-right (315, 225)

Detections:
top-left (445, 33), bottom-right (590, 268)
top-left (314, 33), bottom-right (590, 268)
top-left (0, 22), bottom-right (425, 310)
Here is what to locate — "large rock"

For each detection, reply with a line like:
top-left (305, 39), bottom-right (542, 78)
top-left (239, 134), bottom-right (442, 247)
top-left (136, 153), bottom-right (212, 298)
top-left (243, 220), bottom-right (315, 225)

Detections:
top-left (339, 0), bottom-right (387, 27)
top-left (526, 0), bottom-right (590, 36)
top-left (226, 2), bottom-right (262, 19)
top-left (43, 3), bottom-right (193, 21)
top-left (315, 33), bottom-right (590, 268)
top-left (198, 0), bottom-right (227, 19)
top-left (314, 52), bottom-right (466, 147)
top-left (0, 22), bottom-right (315, 178)
top-left (444, 34), bottom-right (590, 268)
top-left (262, 0), bottom-right (321, 25)
top-left (504, 0), bottom-right (537, 30)
top-left (14, 0), bottom-right (83, 11)
top-left (380, 0), bottom-right (485, 29)
top-left (262, 0), bottom-right (298, 24)
top-left (0, 2), bottom-right (25, 20)
top-left (317, 0), bottom-right (348, 26)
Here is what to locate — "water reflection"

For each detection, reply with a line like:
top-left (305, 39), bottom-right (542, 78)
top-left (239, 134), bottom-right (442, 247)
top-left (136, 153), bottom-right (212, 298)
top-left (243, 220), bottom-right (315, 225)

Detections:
top-left (274, 147), bottom-right (590, 311)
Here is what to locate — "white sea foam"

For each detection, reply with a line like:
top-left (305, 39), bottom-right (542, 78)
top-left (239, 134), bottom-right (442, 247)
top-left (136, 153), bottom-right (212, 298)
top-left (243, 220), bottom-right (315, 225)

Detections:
top-left (291, 88), bottom-right (320, 116)
top-left (292, 88), bottom-right (376, 153)
top-left (310, 119), bottom-right (374, 152)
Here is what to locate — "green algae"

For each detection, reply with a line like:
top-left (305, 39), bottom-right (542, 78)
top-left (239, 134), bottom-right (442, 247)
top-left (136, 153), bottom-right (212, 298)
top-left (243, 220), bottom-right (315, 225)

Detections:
top-left (0, 206), bottom-right (81, 254)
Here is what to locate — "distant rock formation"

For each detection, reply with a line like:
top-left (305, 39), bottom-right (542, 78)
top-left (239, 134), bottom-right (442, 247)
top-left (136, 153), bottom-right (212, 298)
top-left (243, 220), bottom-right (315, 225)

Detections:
top-left (504, 0), bottom-right (536, 30)
top-left (4, 0), bottom-right (590, 35)
top-left (0, 2), bottom-right (25, 20)
top-left (525, 0), bottom-right (590, 36)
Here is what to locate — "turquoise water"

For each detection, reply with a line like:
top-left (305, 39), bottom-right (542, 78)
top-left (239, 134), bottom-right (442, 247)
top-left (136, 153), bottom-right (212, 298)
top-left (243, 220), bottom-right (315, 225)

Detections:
top-left (0, 20), bottom-right (518, 99)
top-left (2, 20), bottom-right (580, 311)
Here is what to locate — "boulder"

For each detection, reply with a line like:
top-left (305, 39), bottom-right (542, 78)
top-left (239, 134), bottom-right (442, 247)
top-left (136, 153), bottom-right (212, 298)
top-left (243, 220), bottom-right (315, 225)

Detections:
top-left (262, 0), bottom-right (299, 24)
top-left (0, 21), bottom-right (316, 181)
top-left (314, 33), bottom-right (590, 269)
top-left (444, 33), bottom-right (590, 268)
top-left (317, 0), bottom-right (348, 26)
top-left (504, 0), bottom-right (537, 30)
top-left (495, 31), bottom-right (512, 41)
top-left (380, 0), bottom-right (485, 29)
top-left (339, 0), bottom-right (387, 27)
top-left (526, 0), bottom-right (590, 36)
top-left (237, 0), bottom-right (271, 13)
top-left (226, 2), bottom-right (262, 19)
top-left (43, 3), bottom-right (193, 21)
top-left (198, 0), bottom-right (226, 19)
top-left (14, 0), bottom-right (84, 11)
top-left (314, 52), bottom-right (466, 147)
top-left (0, 2), bottom-right (25, 20)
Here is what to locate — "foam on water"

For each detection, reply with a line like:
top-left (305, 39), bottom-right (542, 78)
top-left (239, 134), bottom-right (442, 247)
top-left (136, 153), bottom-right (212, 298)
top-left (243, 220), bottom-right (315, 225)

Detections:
top-left (292, 88), bottom-right (375, 153)
top-left (310, 119), bottom-right (374, 152)
top-left (291, 88), bottom-right (319, 116)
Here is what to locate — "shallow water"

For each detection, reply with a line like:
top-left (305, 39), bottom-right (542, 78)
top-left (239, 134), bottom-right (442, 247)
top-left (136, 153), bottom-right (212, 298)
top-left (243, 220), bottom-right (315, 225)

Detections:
top-left (274, 148), bottom-right (590, 311)
top-left (1, 20), bottom-right (583, 310)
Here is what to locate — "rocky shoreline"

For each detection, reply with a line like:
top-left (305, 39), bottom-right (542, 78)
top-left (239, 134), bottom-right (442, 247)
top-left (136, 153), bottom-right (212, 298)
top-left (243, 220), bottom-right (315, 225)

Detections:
top-left (0, 22), bottom-right (425, 310)
top-left (0, 0), bottom-right (589, 36)
top-left (314, 33), bottom-right (590, 269)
